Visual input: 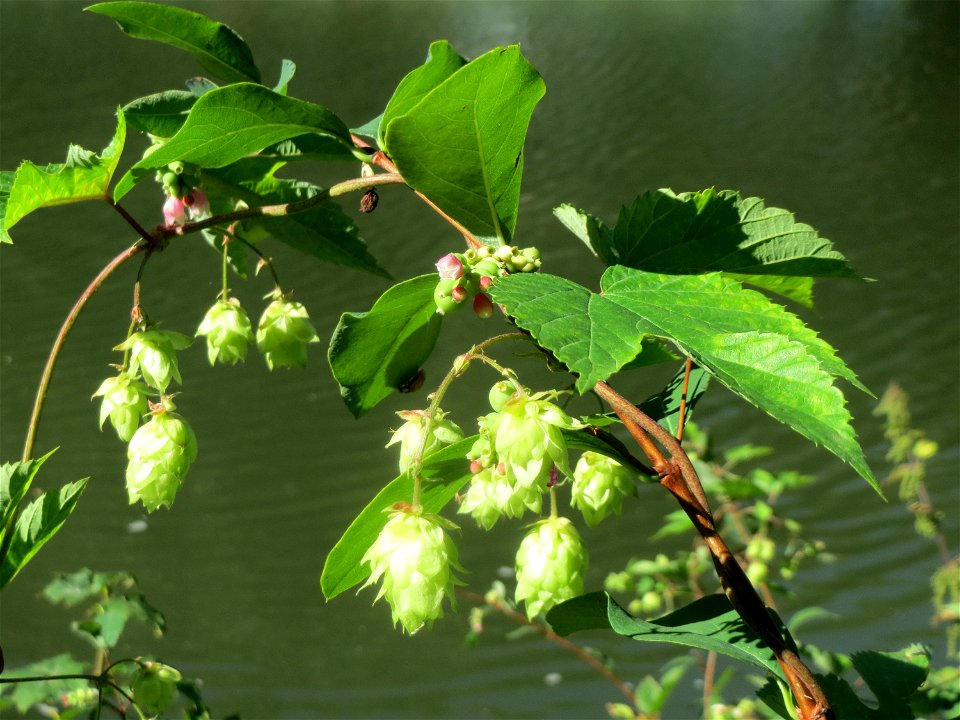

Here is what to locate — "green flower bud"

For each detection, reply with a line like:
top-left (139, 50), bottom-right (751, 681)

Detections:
top-left (116, 329), bottom-right (192, 392)
top-left (386, 410), bottom-right (464, 475)
top-left (133, 661), bottom-right (182, 715)
top-left (570, 451), bottom-right (635, 526)
top-left (126, 406), bottom-right (198, 512)
top-left (92, 372), bottom-right (150, 442)
top-left (361, 509), bottom-right (463, 634)
top-left (195, 298), bottom-right (255, 365)
top-left (459, 466), bottom-right (542, 529)
top-left (488, 380), bottom-right (519, 412)
top-left (515, 516), bottom-right (588, 618)
top-left (256, 294), bottom-right (319, 370)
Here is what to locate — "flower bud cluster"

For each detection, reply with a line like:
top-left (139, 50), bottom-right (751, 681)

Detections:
top-left (432, 244), bottom-right (541, 317)
top-left (387, 410), bottom-right (464, 475)
top-left (570, 451), bottom-right (636, 526)
top-left (515, 516), bottom-right (588, 618)
top-left (155, 162), bottom-right (209, 225)
top-left (125, 398), bottom-right (198, 512)
top-left (255, 291), bottom-right (320, 370)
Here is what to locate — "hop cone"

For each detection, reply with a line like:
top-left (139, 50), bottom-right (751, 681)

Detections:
top-left (196, 298), bottom-right (254, 365)
top-left (92, 373), bottom-right (150, 442)
top-left (515, 516), bottom-right (588, 618)
top-left (571, 451), bottom-right (635, 526)
top-left (458, 466), bottom-right (541, 530)
top-left (126, 408), bottom-right (197, 512)
top-left (386, 410), bottom-right (464, 475)
top-left (361, 510), bottom-right (462, 634)
top-left (256, 295), bottom-right (319, 369)
top-left (116, 329), bottom-right (192, 392)
top-left (132, 662), bottom-right (182, 715)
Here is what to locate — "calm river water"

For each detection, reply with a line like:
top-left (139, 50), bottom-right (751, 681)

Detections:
top-left (1, 2), bottom-right (957, 718)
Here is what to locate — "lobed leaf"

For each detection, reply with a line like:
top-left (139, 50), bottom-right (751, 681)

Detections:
top-left (86, 1), bottom-right (261, 84)
top-left (384, 45), bottom-right (545, 245)
top-left (320, 436), bottom-right (476, 600)
top-left (328, 275), bottom-right (442, 417)
top-left (2, 113), bottom-right (126, 241)
top-left (0, 449), bottom-right (58, 531)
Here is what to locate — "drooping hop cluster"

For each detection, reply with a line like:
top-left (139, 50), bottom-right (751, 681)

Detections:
top-left (432, 244), bottom-right (541, 317)
top-left (386, 409), bottom-right (464, 475)
top-left (125, 399), bottom-right (198, 512)
top-left (92, 373), bottom-right (150, 442)
top-left (195, 298), bottom-right (255, 365)
top-left (570, 451), bottom-right (636, 527)
top-left (155, 161), bottom-right (209, 226)
top-left (361, 509), bottom-right (463, 634)
top-left (515, 516), bottom-right (589, 618)
top-left (459, 386), bottom-right (582, 528)
top-left (256, 291), bottom-right (320, 370)
top-left (115, 328), bottom-right (192, 392)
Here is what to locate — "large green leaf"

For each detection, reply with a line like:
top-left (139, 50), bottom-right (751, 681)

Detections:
top-left (491, 268), bottom-right (877, 491)
top-left (86, 1), bottom-right (261, 84)
top-left (0, 450), bottom-right (58, 531)
top-left (2, 114), bottom-right (126, 241)
top-left (0, 478), bottom-right (88, 588)
top-left (321, 436), bottom-right (476, 600)
top-left (384, 45), bottom-right (545, 245)
top-left (377, 40), bottom-right (466, 148)
top-left (328, 275), bottom-right (443, 417)
top-left (113, 83), bottom-right (353, 199)
top-left (548, 592), bottom-right (788, 682)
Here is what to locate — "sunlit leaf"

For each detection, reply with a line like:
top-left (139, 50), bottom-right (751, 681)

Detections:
top-left (0, 449), bottom-right (58, 531)
top-left (1, 654), bottom-right (87, 712)
top-left (554, 203), bottom-right (617, 266)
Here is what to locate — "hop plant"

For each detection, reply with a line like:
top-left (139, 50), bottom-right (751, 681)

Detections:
top-left (570, 451), bottom-right (636, 526)
top-left (256, 292), bottom-right (319, 369)
top-left (92, 372), bottom-right (150, 442)
top-left (132, 661), bottom-right (182, 715)
top-left (458, 465), bottom-right (541, 529)
top-left (116, 328), bottom-right (192, 392)
top-left (126, 401), bottom-right (198, 512)
top-left (386, 409), bottom-right (464, 475)
top-left (515, 516), bottom-right (588, 618)
top-left (195, 298), bottom-right (255, 365)
top-left (361, 508), bottom-right (463, 634)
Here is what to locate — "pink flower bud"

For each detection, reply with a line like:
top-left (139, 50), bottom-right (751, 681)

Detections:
top-left (185, 190), bottom-right (209, 219)
top-left (435, 253), bottom-right (464, 280)
top-left (451, 285), bottom-right (468, 303)
top-left (473, 292), bottom-right (494, 319)
top-left (162, 195), bottom-right (186, 226)
top-left (470, 459), bottom-right (484, 474)
top-left (479, 275), bottom-right (494, 290)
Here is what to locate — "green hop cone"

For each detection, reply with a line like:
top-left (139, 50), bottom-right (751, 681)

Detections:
top-left (458, 466), bottom-right (541, 529)
top-left (361, 509), bottom-right (463, 634)
top-left (256, 293), bottom-right (320, 369)
top-left (92, 373), bottom-right (150, 442)
top-left (386, 409), bottom-right (464, 475)
top-left (515, 516), bottom-right (588, 619)
top-left (491, 392), bottom-right (582, 489)
top-left (570, 451), bottom-right (636, 527)
top-left (126, 404), bottom-right (198, 512)
top-left (195, 298), bottom-right (255, 365)
top-left (116, 328), bottom-right (192, 392)
top-left (132, 661), bottom-right (182, 715)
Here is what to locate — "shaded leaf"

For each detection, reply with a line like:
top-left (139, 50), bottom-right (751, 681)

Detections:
top-left (328, 275), bottom-right (442, 417)
top-left (638, 364), bottom-right (710, 436)
top-left (0, 653), bottom-right (87, 712)
top-left (554, 203), bottom-right (617, 266)
top-left (86, 1), bottom-right (261, 84)
top-left (122, 89), bottom-right (195, 137)
top-left (321, 436), bottom-right (476, 599)
top-left (113, 83), bottom-right (353, 199)
top-left (3, 113), bottom-right (126, 240)
top-left (384, 45), bottom-right (545, 245)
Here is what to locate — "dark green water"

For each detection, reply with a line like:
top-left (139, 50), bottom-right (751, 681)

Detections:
top-left (1, 2), bottom-right (957, 718)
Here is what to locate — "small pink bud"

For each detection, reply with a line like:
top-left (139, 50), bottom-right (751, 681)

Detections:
top-left (186, 190), bottom-right (209, 219)
top-left (479, 275), bottom-right (494, 290)
top-left (473, 293), bottom-right (494, 319)
top-left (436, 253), bottom-right (464, 280)
top-left (162, 195), bottom-right (186, 225)
top-left (470, 459), bottom-right (484, 474)
top-left (497, 462), bottom-right (507, 476)
top-left (451, 285), bottom-right (468, 303)
top-left (547, 465), bottom-right (559, 488)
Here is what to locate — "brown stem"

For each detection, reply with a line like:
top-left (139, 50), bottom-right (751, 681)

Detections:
top-left (676, 357), bottom-right (693, 443)
top-left (593, 381), bottom-right (832, 720)
top-left (703, 650), bottom-right (718, 717)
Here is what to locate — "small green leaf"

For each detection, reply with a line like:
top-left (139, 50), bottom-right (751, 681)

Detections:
top-left (548, 592), bottom-right (788, 681)
top-left (0, 449), bottom-right (58, 532)
top-left (274, 59), bottom-right (296, 95)
top-left (384, 45), bottom-right (545, 245)
top-left (638, 364), bottom-right (710, 436)
top-left (378, 40), bottom-right (466, 148)
top-left (0, 171), bottom-right (15, 243)
top-left (553, 204), bottom-right (617, 266)
top-left (320, 436), bottom-right (476, 600)
top-left (3, 113), bottom-right (126, 240)
top-left (2, 654), bottom-right (88, 712)
top-left (328, 275), bottom-right (443, 418)
top-left (86, 1), bottom-right (261, 84)
top-left (0, 478), bottom-right (88, 588)
top-left (122, 89), bottom-right (195, 137)
top-left (113, 84), bottom-right (353, 200)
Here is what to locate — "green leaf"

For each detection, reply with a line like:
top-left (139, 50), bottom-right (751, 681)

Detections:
top-left (491, 268), bottom-right (877, 492)
top-left (1, 653), bottom-right (87, 712)
top-left (0, 478), bottom-right (88, 589)
top-left (548, 592), bottom-right (788, 682)
top-left (378, 40), bottom-right (466, 148)
top-left (3, 113), bottom-right (126, 240)
top-left (0, 171), bottom-right (15, 244)
top-left (122, 89), bottom-right (195, 138)
top-left (113, 83), bottom-right (353, 200)
top-left (553, 203), bottom-right (617, 266)
top-left (852, 646), bottom-right (929, 714)
top-left (86, 1), bottom-right (261, 84)
top-left (384, 45), bottom-right (545, 245)
top-left (274, 59), bottom-right (296, 95)
top-left (328, 275), bottom-right (443, 418)
top-left (321, 436), bottom-right (476, 600)
top-left (638, 364), bottom-right (710, 436)
top-left (0, 449), bottom-right (58, 532)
